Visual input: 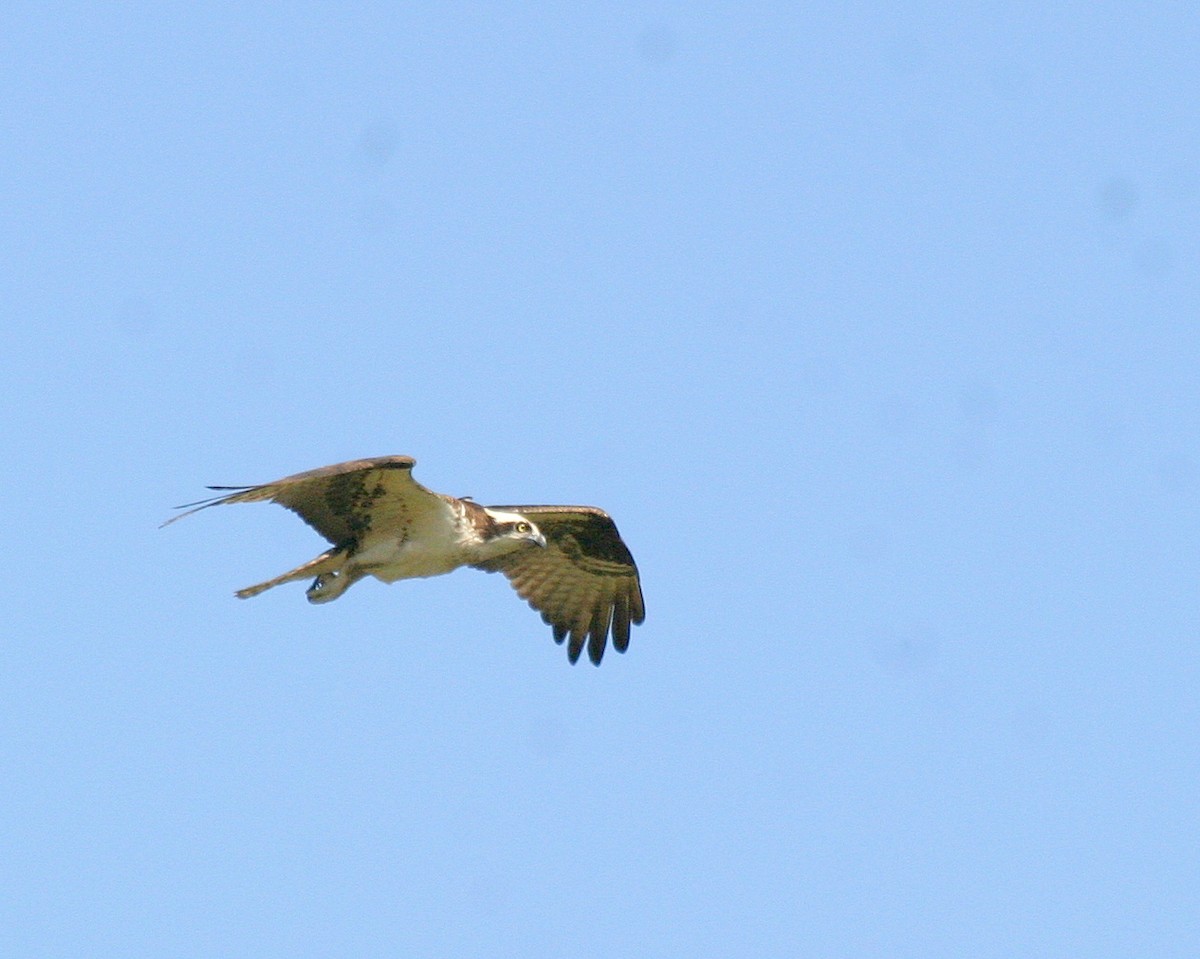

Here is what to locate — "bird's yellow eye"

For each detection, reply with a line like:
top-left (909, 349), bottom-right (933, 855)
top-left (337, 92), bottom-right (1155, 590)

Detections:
top-left (516, 522), bottom-right (531, 534)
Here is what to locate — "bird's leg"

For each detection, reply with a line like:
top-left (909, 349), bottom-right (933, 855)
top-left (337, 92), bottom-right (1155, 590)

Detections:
top-left (235, 547), bottom-right (347, 600)
top-left (305, 566), bottom-right (364, 604)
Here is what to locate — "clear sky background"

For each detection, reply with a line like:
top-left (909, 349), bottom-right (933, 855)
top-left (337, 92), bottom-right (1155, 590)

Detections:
top-left (4, 4), bottom-right (1198, 957)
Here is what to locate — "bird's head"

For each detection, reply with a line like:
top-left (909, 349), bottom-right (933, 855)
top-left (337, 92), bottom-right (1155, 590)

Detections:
top-left (480, 508), bottom-right (547, 555)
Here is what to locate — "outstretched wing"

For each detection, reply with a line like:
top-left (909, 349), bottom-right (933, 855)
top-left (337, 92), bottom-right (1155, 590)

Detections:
top-left (473, 506), bottom-right (645, 665)
top-left (162, 455), bottom-right (444, 546)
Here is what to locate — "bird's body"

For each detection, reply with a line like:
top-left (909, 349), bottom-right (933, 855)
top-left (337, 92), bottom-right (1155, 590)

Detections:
top-left (164, 456), bottom-right (644, 664)
top-left (350, 505), bottom-right (470, 581)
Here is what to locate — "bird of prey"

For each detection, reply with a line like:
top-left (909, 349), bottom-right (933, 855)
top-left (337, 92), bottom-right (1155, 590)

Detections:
top-left (164, 456), bottom-right (644, 665)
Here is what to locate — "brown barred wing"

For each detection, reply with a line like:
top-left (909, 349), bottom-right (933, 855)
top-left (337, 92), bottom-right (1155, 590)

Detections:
top-left (474, 506), bottom-right (645, 665)
top-left (161, 456), bottom-right (441, 546)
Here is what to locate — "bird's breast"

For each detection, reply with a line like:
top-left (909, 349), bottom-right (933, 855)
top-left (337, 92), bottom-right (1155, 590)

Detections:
top-left (353, 533), bottom-right (468, 582)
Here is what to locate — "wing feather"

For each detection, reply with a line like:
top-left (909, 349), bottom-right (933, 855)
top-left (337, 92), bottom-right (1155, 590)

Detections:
top-left (473, 506), bottom-right (645, 665)
top-left (568, 626), bottom-right (587, 664)
top-left (161, 456), bottom-right (444, 546)
top-left (587, 603), bottom-right (613, 666)
top-left (611, 593), bottom-right (632, 653)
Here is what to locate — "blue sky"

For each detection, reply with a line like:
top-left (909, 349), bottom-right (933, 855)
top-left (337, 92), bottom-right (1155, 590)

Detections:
top-left (4, 4), bottom-right (1198, 956)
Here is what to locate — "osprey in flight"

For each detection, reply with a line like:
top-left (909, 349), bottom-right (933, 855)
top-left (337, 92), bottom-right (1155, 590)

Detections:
top-left (165, 456), bottom-right (645, 665)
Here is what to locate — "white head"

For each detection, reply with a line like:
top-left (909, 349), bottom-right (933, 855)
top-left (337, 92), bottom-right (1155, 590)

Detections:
top-left (477, 508), bottom-right (547, 557)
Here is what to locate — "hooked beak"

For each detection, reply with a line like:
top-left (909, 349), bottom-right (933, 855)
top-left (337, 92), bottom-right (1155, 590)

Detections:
top-left (530, 531), bottom-right (547, 549)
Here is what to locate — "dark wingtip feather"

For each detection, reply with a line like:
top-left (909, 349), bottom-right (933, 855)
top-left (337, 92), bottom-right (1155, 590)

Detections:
top-left (552, 623), bottom-right (568, 645)
top-left (159, 491), bottom-right (236, 528)
top-left (612, 612), bottom-right (630, 653)
top-left (587, 605), bottom-right (612, 665)
top-left (567, 632), bottom-right (585, 664)
top-left (631, 589), bottom-right (646, 625)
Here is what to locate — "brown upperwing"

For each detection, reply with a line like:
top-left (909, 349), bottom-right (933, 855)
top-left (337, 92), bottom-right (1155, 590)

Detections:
top-left (162, 455), bottom-right (442, 546)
